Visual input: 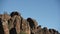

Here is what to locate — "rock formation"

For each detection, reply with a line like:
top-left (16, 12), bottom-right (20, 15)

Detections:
top-left (0, 11), bottom-right (60, 34)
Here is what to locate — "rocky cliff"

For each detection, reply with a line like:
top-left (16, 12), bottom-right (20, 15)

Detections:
top-left (0, 11), bottom-right (60, 34)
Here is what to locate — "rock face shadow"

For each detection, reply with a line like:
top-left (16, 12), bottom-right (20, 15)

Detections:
top-left (0, 18), bottom-right (4, 34)
top-left (27, 18), bottom-right (35, 29)
top-left (10, 28), bottom-right (17, 34)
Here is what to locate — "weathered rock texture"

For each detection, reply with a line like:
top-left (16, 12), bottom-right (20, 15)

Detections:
top-left (0, 11), bottom-right (60, 34)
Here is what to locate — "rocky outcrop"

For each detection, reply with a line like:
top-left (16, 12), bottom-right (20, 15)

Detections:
top-left (0, 11), bottom-right (60, 34)
top-left (27, 18), bottom-right (38, 34)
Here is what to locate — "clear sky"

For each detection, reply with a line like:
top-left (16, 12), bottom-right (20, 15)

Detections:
top-left (0, 0), bottom-right (60, 32)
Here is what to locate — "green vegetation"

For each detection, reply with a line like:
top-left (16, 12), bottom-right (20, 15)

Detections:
top-left (20, 31), bottom-right (26, 34)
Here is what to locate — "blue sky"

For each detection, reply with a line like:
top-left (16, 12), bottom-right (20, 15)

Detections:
top-left (0, 0), bottom-right (60, 32)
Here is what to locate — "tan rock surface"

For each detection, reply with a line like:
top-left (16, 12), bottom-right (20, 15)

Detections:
top-left (0, 11), bottom-right (60, 34)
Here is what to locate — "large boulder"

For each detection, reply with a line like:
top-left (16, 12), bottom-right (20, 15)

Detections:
top-left (42, 27), bottom-right (51, 34)
top-left (35, 25), bottom-right (42, 34)
top-left (49, 29), bottom-right (59, 34)
top-left (9, 12), bottom-right (21, 34)
top-left (1, 19), bottom-right (9, 34)
top-left (21, 18), bottom-right (30, 34)
top-left (0, 14), bottom-right (11, 34)
top-left (27, 18), bottom-right (38, 34)
top-left (10, 13), bottom-right (21, 34)
top-left (27, 18), bottom-right (38, 29)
